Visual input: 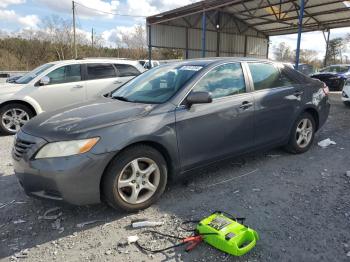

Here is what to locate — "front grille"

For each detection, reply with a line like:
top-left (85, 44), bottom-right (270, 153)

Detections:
top-left (13, 138), bottom-right (35, 160)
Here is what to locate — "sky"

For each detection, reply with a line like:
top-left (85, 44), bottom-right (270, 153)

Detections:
top-left (1, 0), bottom-right (350, 60)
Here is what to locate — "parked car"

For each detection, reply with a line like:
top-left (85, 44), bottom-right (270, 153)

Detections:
top-left (143, 60), bottom-right (160, 69)
top-left (310, 65), bottom-right (350, 91)
top-left (342, 79), bottom-right (350, 106)
top-left (0, 73), bottom-right (10, 84)
top-left (13, 58), bottom-right (330, 211)
top-left (6, 75), bottom-right (23, 83)
top-left (0, 58), bottom-right (145, 134)
top-left (0, 73), bottom-right (10, 78)
top-left (296, 63), bottom-right (314, 75)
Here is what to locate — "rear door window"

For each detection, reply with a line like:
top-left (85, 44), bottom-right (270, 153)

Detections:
top-left (46, 64), bottom-right (81, 85)
top-left (248, 63), bottom-right (281, 91)
top-left (86, 63), bottom-right (116, 80)
top-left (114, 64), bottom-right (140, 77)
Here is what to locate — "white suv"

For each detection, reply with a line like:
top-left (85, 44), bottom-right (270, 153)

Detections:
top-left (0, 58), bottom-right (145, 134)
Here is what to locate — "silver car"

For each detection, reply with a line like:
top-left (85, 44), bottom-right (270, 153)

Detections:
top-left (0, 58), bottom-right (145, 134)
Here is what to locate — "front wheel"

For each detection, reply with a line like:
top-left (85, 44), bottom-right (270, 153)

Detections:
top-left (102, 145), bottom-right (168, 212)
top-left (0, 103), bottom-right (34, 135)
top-left (285, 112), bottom-right (316, 154)
top-left (343, 101), bottom-right (350, 107)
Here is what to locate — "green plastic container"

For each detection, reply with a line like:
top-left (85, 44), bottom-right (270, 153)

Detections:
top-left (196, 211), bottom-right (259, 256)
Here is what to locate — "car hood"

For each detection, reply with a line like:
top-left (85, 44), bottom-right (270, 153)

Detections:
top-left (0, 83), bottom-right (25, 95)
top-left (22, 97), bottom-right (155, 141)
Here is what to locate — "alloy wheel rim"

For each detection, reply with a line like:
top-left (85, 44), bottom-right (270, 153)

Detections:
top-left (296, 118), bottom-right (313, 148)
top-left (116, 157), bottom-right (160, 205)
top-left (1, 108), bottom-right (30, 133)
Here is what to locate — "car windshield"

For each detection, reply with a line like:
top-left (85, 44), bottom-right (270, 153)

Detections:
top-left (320, 66), bottom-right (350, 73)
top-left (15, 63), bottom-right (54, 84)
top-left (112, 64), bottom-right (203, 104)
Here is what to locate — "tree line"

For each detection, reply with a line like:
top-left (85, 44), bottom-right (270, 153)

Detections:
top-left (273, 34), bottom-right (350, 68)
top-left (0, 16), bottom-right (182, 71)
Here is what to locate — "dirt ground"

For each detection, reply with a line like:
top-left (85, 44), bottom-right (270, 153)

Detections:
top-left (0, 93), bottom-right (349, 262)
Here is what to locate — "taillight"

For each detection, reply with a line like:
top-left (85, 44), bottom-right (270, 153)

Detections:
top-left (322, 83), bottom-right (329, 95)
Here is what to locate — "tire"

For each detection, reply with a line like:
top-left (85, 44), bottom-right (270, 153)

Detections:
top-left (343, 101), bottom-right (350, 107)
top-left (0, 103), bottom-right (35, 135)
top-left (102, 145), bottom-right (168, 212)
top-left (285, 112), bottom-right (316, 154)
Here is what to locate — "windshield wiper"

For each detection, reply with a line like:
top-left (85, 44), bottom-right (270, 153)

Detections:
top-left (112, 96), bottom-right (130, 102)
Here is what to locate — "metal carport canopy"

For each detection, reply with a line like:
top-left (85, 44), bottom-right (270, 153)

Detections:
top-left (147, 0), bottom-right (350, 68)
top-left (147, 0), bottom-right (350, 36)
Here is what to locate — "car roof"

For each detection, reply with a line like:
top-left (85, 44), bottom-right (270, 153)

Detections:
top-left (47, 57), bottom-right (276, 69)
top-left (45, 58), bottom-right (146, 72)
top-left (48, 58), bottom-right (142, 66)
top-left (159, 57), bottom-right (272, 67)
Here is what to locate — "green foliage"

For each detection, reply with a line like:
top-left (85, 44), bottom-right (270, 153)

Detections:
top-left (273, 42), bottom-right (322, 68)
top-left (0, 37), bottom-right (182, 70)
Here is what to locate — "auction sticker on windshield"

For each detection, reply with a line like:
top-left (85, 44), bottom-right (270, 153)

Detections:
top-left (179, 66), bottom-right (203, 71)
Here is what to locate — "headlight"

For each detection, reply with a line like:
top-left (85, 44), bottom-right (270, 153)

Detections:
top-left (35, 137), bottom-right (99, 159)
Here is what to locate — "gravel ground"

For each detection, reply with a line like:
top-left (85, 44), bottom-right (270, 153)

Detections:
top-left (0, 93), bottom-right (349, 262)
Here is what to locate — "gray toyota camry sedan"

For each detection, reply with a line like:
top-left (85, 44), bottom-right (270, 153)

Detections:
top-left (13, 58), bottom-right (330, 211)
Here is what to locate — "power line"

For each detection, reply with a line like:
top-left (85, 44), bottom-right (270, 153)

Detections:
top-left (75, 5), bottom-right (83, 29)
top-left (74, 2), bottom-right (147, 18)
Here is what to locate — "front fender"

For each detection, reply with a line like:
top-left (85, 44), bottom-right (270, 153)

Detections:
top-left (0, 96), bottom-right (43, 115)
top-left (89, 110), bottom-right (181, 174)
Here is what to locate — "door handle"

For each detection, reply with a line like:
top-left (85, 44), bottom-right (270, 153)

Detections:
top-left (239, 101), bottom-right (253, 109)
top-left (73, 84), bottom-right (83, 88)
top-left (114, 81), bottom-right (123, 84)
top-left (294, 91), bottom-right (303, 97)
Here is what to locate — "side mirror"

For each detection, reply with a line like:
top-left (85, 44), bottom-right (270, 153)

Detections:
top-left (38, 76), bottom-right (50, 86)
top-left (186, 91), bottom-right (212, 107)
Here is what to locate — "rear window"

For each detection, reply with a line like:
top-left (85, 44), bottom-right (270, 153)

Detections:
top-left (114, 64), bottom-right (140, 77)
top-left (284, 66), bottom-right (313, 84)
top-left (87, 63), bottom-right (116, 80)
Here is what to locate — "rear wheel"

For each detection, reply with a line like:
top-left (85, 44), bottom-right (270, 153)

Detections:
top-left (285, 112), bottom-right (316, 154)
top-left (102, 145), bottom-right (167, 212)
top-left (0, 103), bottom-right (34, 135)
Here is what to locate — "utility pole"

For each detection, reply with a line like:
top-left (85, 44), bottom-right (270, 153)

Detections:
top-left (91, 27), bottom-right (94, 49)
top-left (295, 0), bottom-right (305, 71)
top-left (72, 1), bottom-right (77, 58)
top-left (201, 11), bottom-right (206, 58)
top-left (323, 29), bottom-right (330, 67)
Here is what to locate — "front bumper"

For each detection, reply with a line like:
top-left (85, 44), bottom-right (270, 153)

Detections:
top-left (13, 130), bottom-right (115, 205)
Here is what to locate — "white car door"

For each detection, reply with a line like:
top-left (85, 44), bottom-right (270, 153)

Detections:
top-left (84, 63), bottom-right (122, 100)
top-left (30, 64), bottom-right (86, 112)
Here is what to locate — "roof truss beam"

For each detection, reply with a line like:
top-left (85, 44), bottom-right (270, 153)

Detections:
top-left (147, 0), bottom-right (350, 36)
top-left (248, 6), bottom-right (350, 27)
